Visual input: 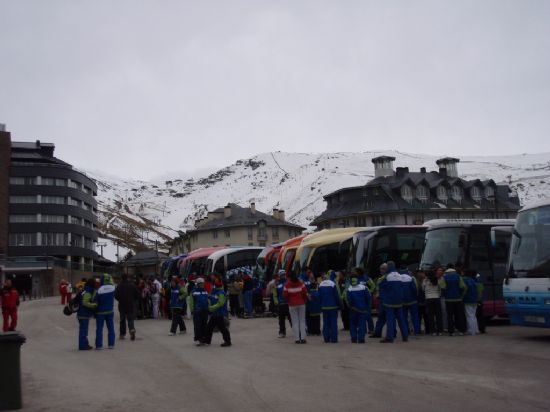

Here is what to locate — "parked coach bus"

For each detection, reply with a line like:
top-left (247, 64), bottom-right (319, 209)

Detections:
top-left (419, 219), bottom-right (514, 318)
top-left (205, 247), bottom-right (264, 278)
top-left (295, 228), bottom-right (368, 275)
top-left (256, 243), bottom-right (283, 281)
top-left (504, 200), bottom-right (550, 328)
top-left (179, 247), bottom-right (225, 278)
top-left (275, 234), bottom-right (307, 274)
top-left (350, 226), bottom-right (427, 277)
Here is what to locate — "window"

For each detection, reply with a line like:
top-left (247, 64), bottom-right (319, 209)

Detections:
top-left (83, 203), bottom-right (91, 211)
top-left (84, 220), bottom-right (93, 228)
top-left (401, 185), bottom-right (413, 202)
top-left (9, 176), bottom-right (36, 185)
top-left (68, 197), bottom-right (81, 207)
top-left (55, 178), bottom-right (67, 186)
top-left (451, 186), bottom-right (463, 202)
top-left (258, 221), bottom-right (267, 239)
top-left (485, 186), bottom-right (495, 199)
top-left (84, 186), bottom-right (92, 195)
top-left (42, 214), bottom-right (65, 223)
top-left (416, 185), bottom-right (428, 202)
top-left (42, 196), bottom-right (66, 204)
top-left (85, 238), bottom-right (94, 250)
top-left (41, 177), bottom-right (55, 186)
top-left (71, 234), bottom-right (83, 247)
top-left (70, 216), bottom-right (82, 225)
top-left (437, 186), bottom-right (448, 202)
top-left (9, 214), bottom-right (37, 223)
top-left (68, 180), bottom-right (82, 190)
top-left (10, 196), bottom-right (37, 204)
top-left (212, 230), bottom-right (218, 239)
top-left (9, 233), bottom-right (37, 246)
top-left (471, 186), bottom-right (482, 202)
top-left (469, 232), bottom-right (490, 270)
top-left (224, 229), bottom-right (231, 238)
top-left (43, 233), bottom-right (68, 246)
top-left (272, 227), bottom-right (279, 239)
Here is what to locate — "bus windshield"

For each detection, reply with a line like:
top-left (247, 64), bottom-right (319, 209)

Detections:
top-left (509, 205), bottom-right (550, 278)
top-left (420, 227), bottom-right (464, 270)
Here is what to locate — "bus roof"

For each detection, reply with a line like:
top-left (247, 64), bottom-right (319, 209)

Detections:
top-left (300, 227), bottom-right (369, 248)
top-left (182, 247), bottom-right (226, 261)
top-left (424, 219), bottom-right (515, 229)
top-left (207, 246), bottom-right (264, 261)
top-left (354, 225), bottom-right (427, 234)
top-left (520, 199), bottom-right (550, 212)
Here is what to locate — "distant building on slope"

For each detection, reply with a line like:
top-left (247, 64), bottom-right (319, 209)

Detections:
top-left (311, 155), bottom-right (521, 229)
top-left (181, 203), bottom-right (304, 251)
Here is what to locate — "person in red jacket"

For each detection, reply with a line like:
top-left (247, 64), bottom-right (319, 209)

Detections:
top-left (2, 279), bottom-right (20, 332)
top-left (283, 271), bottom-right (309, 344)
top-left (59, 279), bottom-right (69, 305)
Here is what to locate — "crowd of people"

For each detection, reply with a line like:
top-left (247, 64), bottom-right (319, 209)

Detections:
top-left (3, 259), bottom-right (485, 349)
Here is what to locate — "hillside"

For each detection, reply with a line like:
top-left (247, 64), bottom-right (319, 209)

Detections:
top-left (85, 150), bottom-right (550, 261)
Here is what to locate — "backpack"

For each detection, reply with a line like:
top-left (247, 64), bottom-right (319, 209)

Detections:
top-left (63, 292), bottom-right (83, 316)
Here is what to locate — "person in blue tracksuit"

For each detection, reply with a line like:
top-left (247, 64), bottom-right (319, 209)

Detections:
top-left (378, 262), bottom-right (408, 343)
top-left (346, 275), bottom-right (371, 343)
top-left (318, 273), bottom-right (340, 343)
top-left (300, 267), bottom-right (313, 334)
top-left (77, 279), bottom-right (97, 350)
top-left (354, 267), bottom-right (375, 334)
top-left (169, 277), bottom-right (187, 335)
top-left (308, 282), bottom-right (321, 335)
top-left (95, 273), bottom-right (116, 349)
top-left (401, 270), bottom-right (421, 335)
top-left (190, 278), bottom-right (210, 345)
top-left (204, 279), bottom-right (231, 346)
top-left (439, 264), bottom-right (466, 336)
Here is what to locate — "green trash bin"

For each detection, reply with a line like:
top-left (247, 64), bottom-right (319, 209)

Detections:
top-left (0, 332), bottom-right (26, 411)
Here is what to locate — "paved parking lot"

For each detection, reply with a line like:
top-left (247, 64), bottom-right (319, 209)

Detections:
top-left (15, 297), bottom-right (550, 411)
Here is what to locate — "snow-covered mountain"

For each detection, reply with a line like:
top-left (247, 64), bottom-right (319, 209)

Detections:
top-left (85, 150), bottom-right (550, 261)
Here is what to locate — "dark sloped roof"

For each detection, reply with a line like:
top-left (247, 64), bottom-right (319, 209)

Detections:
top-left (190, 203), bottom-right (304, 232)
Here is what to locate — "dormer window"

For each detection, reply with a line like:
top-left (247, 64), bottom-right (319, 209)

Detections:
top-left (401, 185), bottom-right (413, 202)
top-left (451, 186), bottom-right (463, 202)
top-left (485, 186), bottom-right (495, 199)
top-left (416, 185), bottom-right (428, 202)
top-left (437, 186), bottom-right (448, 202)
top-left (471, 186), bottom-right (482, 202)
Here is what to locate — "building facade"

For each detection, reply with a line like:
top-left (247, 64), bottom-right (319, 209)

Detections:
top-left (311, 156), bottom-right (521, 229)
top-left (184, 203), bottom-right (304, 251)
top-left (0, 125), bottom-right (101, 295)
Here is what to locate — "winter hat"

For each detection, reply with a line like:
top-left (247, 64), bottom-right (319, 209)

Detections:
top-left (387, 261), bottom-right (396, 272)
top-left (196, 277), bottom-right (205, 284)
top-left (277, 269), bottom-right (286, 276)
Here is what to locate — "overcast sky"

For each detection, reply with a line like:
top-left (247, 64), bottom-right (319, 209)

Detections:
top-left (1, 1), bottom-right (549, 180)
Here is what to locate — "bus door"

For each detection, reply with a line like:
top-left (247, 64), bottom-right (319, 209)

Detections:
top-left (489, 228), bottom-right (512, 316)
top-left (467, 229), bottom-right (495, 317)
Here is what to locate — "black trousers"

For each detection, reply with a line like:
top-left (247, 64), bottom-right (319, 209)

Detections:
top-left (341, 302), bottom-right (350, 330)
top-left (204, 314), bottom-right (231, 344)
top-left (278, 304), bottom-right (292, 334)
top-left (426, 298), bottom-right (443, 334)
top-left (193, 310), bottom-right (209, 342)
top-left (119, 310), bottom-right (135, 336)
top-left (476, 302), bottom-right (486, 333)
top-left (170, 308), bottom-right (186, 334)
top-left (446, 301), bottom-right (466, 334)
top-left (308, 314), bottom-right (321, 335)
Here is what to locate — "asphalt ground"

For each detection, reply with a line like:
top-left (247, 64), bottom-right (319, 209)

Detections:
top-left (13, 297), bottom-right (550, 412)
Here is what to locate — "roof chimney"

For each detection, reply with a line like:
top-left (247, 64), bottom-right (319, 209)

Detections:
top-left (396, 167), bottom-right (409, 178)
top-left (250, 202), bottom-right (256, 215)
top-left (224, 204), bottom-right (232, 218)
top-left (371, 156), bottom-right (396, 178)
top-left (420, 167), bottom-right (426, 173)
top-left (0, 124), bottom-right (6, 132)
top-left (272, 208), bottom-right (279, 219)
top-left (436, 157), bottom-right (460, 178)
top-left (278, 210), bottom-right (285, 221)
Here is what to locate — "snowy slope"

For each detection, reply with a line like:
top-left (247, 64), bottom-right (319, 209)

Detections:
top-left (85, 150), bottom-right (550, 258)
